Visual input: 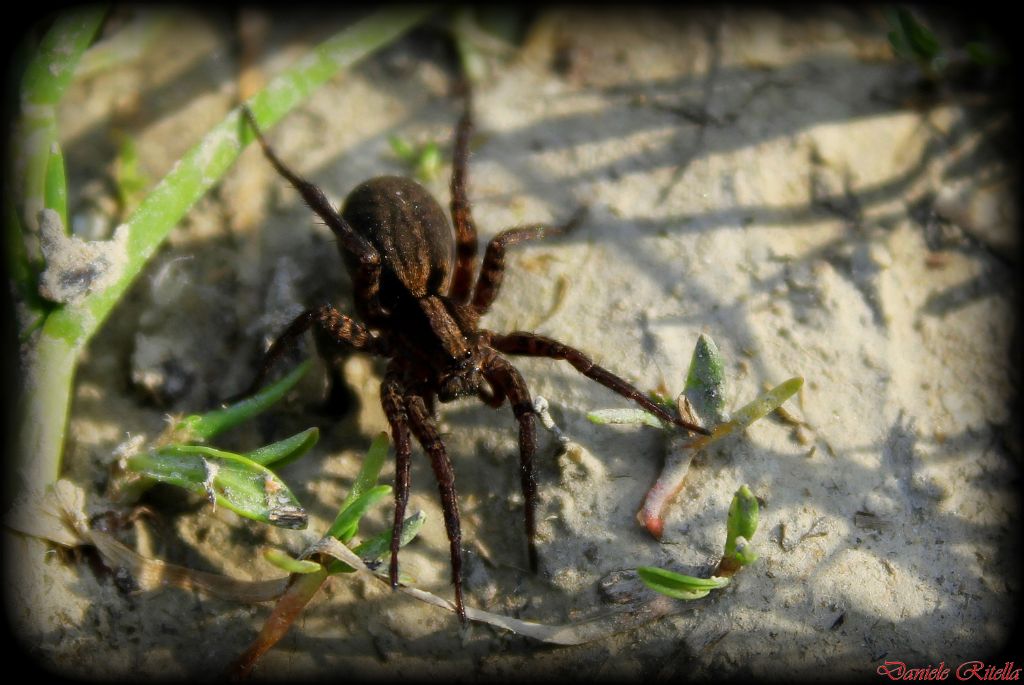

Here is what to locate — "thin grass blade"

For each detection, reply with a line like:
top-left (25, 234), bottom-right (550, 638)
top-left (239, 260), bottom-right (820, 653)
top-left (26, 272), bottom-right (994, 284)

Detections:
top-left (326, 484), bottom-right (392, 543)
top-left (328, 510), bottom-right (427, 574)
top-left (587, 408), bottom-right (666, 429)
top-left (263, 549), bottom-right (323, 575)
top-left (244, 427), bottom-right (319, 468)
top-left (171, 360), bottom-right (311, 442)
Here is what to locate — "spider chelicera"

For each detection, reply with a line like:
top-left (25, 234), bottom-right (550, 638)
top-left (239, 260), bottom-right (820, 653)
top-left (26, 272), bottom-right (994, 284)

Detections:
top-left (239, 90), bottom-right (708, 623)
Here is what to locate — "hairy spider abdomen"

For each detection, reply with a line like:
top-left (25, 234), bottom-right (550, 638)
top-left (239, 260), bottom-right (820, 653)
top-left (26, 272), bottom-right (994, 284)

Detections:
top-left (341, 176), bottom-right (454, 304)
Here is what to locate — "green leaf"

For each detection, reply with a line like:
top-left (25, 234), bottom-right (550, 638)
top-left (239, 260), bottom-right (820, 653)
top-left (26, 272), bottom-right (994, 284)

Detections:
top-left (965, 41), bottom-right (1001, 67)
top-left (244, 427), bottom-right (319, 468)
top-left (887, 7), bottom-right (940, 66)
top-left (732, 536), bottom-right (757, 566)
top-left (390, 136), bottom-right (443, 182)
top-left (724, 484), bottom-right (759, 564)
top-left (44, 140), bottom-right (68, 231)
top-left (679, 331), bottom-right (729, 427)
top-left (415, 141), bottom-right (441, 181)
top-left (326, 484), bottom-right (392, 543)
top-left (114, 133), bottom-right (151, 212)
top-left (172, 360), bottom-right (311, 442)
top-left (586, 408), bottom-right (665, 429)
top-left (264, 548), bottom-right (322, 574)
top-left (389, 134), bottom-right (416, 161)
top-left (636, 566), bottom-right (730, 600)
top-left (897, 8), bottom-right (940, 60)
top-left (329, 510), bottom-right (427, 575)
top-left (126, 445), bottom-right (307, 529)
top-left (336, 432), bottom-right (390, 513)
top-left (683, 333), bottom-right (728, 426)
top-left (352, 510), bottom-right (426, 565)
top-left (721, 376), bottom-right (803, 435)
top-left (21, 8), bottom-right (109, 106)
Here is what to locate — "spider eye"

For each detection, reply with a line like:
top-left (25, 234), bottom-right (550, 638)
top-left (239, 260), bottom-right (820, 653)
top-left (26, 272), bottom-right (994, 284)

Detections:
top-left (452, 348), bottom-right (474, 370)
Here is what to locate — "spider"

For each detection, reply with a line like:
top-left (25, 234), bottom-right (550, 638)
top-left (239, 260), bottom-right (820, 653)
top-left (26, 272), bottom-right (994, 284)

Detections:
top-left (239, 91), bottom-right (708, 623)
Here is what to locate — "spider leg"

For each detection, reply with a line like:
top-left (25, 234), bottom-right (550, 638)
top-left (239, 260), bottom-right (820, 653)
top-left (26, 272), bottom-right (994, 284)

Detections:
top-left (471, 207), bottom-right (587, 314)
top-left (233, 304), bottom-right (381, 401)
top-left (482, 353), bottom-right (540, 572)
top-left (490, 332), bottom-right (711, 435)
top-left (405, 392), bottom-right (467, 623)
top-left (476, 376), bottom-right (506, 408)
top-left (381, 368), bottom-right (412, 593)
top-left (448, 87), bottom-right (478, 304)
top-left (241, 107), bottom-right (386, 322)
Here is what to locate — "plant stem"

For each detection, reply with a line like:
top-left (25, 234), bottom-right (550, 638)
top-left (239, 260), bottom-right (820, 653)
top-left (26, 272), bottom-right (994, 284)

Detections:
top-left (9, 9), bottom-right (106, 501)
top-left (14, 7), bottom-right (107, 244)
top-left (17, 334), bottom-right (77, 495)
top-left (7, 8), bottom-right (106, 338)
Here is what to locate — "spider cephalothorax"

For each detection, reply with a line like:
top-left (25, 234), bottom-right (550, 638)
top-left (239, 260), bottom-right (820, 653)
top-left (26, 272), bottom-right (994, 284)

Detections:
top-left (240, 91), bottom-right (707, 622)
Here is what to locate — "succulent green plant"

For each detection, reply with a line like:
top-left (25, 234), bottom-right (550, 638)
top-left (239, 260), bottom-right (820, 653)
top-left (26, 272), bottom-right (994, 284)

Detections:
top-left (637, 483), bottom-right (761, 601)
top-left (588, 333), bottom-right (801, 538)
top-left (114, 360), bottom-right (316, 528)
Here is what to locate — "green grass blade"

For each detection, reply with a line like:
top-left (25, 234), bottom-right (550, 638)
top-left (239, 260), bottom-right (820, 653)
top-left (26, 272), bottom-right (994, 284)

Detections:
top-left (48, 6), bottom-right (438, 352)
top-left (244, 427), bottom-right (319, 468)
top-left (326, 484), bottom-right (392, 543)
top-left (323, 431), bottom-right (391, 542)
top-left (10, 11), bottom-right (104, 478)
top-left (263, 549), bottom-right (322, 574)
top-left (352, 510), bottom-right (426, 564)
top-left (337, 432), bottom-right (390, 511)
top-left (587, 408), bottom-right (665, 429)
top-left (329, 510), bottom-right (426, 575)
top-left (895, 7), bottom-right (940, 61)
top-left (44, 140), bottom-right (68, 232)
top-left (7, 188), bottom-right (53, 340)
top-left (171, 360), bottom-right (311, 442)
top-left (16, 7), bottom-right (106, 244)
top-left (240, 7), bottom-right (435, 134)
top-left (22, 8), bottom-right (109, 106)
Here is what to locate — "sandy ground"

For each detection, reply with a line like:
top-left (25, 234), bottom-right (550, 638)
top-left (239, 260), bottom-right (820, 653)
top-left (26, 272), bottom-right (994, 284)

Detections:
top-left (6, 7), bottom-right (1020, 681)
